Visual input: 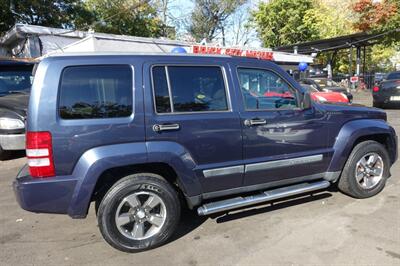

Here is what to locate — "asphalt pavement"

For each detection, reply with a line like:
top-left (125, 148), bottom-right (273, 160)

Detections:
top-left (0, 91), bottom-right (399, 265)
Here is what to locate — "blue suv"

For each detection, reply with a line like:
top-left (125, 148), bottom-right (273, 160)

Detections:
top-left (13, 54), bottom-right (398, 252)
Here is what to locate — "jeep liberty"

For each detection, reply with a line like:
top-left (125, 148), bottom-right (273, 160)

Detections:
top-left (13, 53), bottom-right (398, 252)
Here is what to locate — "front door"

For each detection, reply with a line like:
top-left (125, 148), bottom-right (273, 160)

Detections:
top-left (144, 60), bottom-right (243, 193)
top-left (234, 65), bottom-right (332, 186)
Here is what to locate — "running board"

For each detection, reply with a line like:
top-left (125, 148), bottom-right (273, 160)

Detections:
top-left (197, 180), bottom-right (330, 216)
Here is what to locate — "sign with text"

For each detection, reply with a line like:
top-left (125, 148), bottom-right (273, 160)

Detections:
top-left (350, 76), bottom-right (359, 83)
top-left (192, 45), bottom-right (274, 61)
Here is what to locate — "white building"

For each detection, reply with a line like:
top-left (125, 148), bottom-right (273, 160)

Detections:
top-left (0, 24), bottom-right (313, 71)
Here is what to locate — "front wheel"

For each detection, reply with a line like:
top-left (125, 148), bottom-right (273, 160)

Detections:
top-left (97, 173), bottom-right (181, 252)
top-left (338, 140), bottom-right (390, 198)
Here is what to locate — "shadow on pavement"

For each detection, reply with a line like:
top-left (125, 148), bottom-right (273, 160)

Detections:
top-left (212, 192), bottom-right (333, 224)
top-left (168, 191), bottom-right (333, 241)
top-left (1, 150), bottom-right (25, 161)
top-left (169, 207), bottom-right (208, 242)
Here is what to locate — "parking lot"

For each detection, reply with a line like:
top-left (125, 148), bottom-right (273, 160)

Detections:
top-left (0, 91), bottom-right (399, 265)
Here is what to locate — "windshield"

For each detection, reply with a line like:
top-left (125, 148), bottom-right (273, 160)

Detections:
top-left (312, 78), bottom-right (339, 87)
top-left (387, 72), bottom-right (400, 80)
top-left (0, 70), bottom-right (33, 95)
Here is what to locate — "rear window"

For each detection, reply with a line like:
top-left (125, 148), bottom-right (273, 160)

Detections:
top-left (58, 65), bottom-right (133, 119)
top-left (0, 69), bottom-right (33, 95)
top-left (152, 66), bottom-right (228, 113)
top-left (387, 72), bottom-right (400, 80)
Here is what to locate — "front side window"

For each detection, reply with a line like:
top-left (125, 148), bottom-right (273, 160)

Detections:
top-left (59, 65), bottom-right (133, 119)
top-left (238, 68), bottom-right (298, 110)
top-left (152, 66), bottom-right (228, 113)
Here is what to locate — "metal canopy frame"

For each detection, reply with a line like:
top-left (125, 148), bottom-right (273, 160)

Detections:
top-left (274, 31), bottom-right (398, 54)
top-left (274, 30), bottom-right (399, 80)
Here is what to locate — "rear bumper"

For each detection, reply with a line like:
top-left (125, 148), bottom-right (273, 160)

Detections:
top-left (0, 133), bottom-right (25, 150)
top-left (373, 92), bottom-right (400, 105)
top-left (13, 164), bottom-right (78, 216)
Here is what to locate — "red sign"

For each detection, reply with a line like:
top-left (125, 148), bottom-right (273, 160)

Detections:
top-left (350, 76), bottom-right (359, 83)
top-left (192, 45), bottom-right (274, 61)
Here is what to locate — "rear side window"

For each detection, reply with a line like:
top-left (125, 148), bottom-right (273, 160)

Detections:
top-left (59, 65), bottom-right (133, 119)
top-left (152, 66), bottom-right (228, 113)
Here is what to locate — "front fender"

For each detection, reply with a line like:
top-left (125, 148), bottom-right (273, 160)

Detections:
top-left (327, 119), bottom-right (396, 174)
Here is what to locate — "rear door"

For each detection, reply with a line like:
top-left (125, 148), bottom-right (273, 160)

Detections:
top-left (144, 59), bottom-right (243, 193)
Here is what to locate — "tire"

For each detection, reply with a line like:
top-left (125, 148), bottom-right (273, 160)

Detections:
top-left (97, 173), bottom-right (181, 252)
top-left (338, 140), bottom-right (390, 199)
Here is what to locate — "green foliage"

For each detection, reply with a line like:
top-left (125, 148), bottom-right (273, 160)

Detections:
top-left (303, 0), bottom-right (355, 39)
top-left (0, 0), bottom-right (91, 34)
top-left (253, 0), bottom-right (319, 48)
top-left (83, 0), bottom-right (164, 37)
top-left (369, 45), bottom-right (399, 72)
top-left (189, 0), bottom-right (246, 43)
top-left (0, 0), bottom-right (169, 38)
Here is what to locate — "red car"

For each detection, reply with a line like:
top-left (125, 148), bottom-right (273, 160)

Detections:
top-left (300, 83), bottom-right (349, 103)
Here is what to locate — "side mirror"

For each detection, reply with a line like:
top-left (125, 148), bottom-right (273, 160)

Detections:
top-left (301, 91), bottom-right (312, 110)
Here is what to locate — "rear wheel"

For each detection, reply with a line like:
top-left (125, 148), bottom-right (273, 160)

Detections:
top-left (97, 173), bottom-right (181, 252)
top-left (338, 140), bottom-right (390, 198)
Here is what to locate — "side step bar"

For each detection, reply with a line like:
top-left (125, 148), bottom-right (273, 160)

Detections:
top-left (197, 180), bottom-right (330, 216)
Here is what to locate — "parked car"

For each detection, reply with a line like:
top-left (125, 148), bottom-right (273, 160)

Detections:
top-left (299, 83), bottom-right (349, 103)
top-left (374, 72), bottom-right (387, 85)
top-left (14, 54), bottom-right (397, 253)
top-left (300, 78), bottom-right (353, 102)
top-left (0, 59), bottom-right (34, 159)
top-left (372, 71), bottom-right (400, 108)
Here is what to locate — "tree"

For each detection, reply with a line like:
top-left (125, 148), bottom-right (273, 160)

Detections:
top-left (0, 0), bottom-right (14, 34)
top-left (189, 0), bottom-right (247, 45)
top-left (369, 45), bottom-right (399, 72)
top-left (303, 0), bottom-right (355, 39)
top-left (225, 4), bottom-right (257, 46)
top-left (83, 0), bottom-right (165, 37)
top-left (153, 0), bottom-right (177, 38)
top-left (253, 0), bottom-right (318, 48)
top-left (352, 0), bottom-right (400, 45)
top-left (0, 0), bottom-right (91, 34)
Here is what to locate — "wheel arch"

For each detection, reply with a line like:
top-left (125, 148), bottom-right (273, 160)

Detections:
top-left (67, 141), bottom-right (201, 218)
top-left (327, 119), bottom-right (397, 178)
top-left (91, 162), bottom-right (186, 210)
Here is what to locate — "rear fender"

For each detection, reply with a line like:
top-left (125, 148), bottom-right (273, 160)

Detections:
top-left (68, 143), bottom-right (147, 217)
top-left (68, 141), bottom-right (200, 218)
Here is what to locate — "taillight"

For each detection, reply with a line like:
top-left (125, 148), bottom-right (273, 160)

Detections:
top-left (26, 131), bottom-right (55, 178)
top-left (373, 86), bottom-right (380, 92)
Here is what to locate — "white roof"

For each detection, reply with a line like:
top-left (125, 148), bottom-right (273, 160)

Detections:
top-left (2, 24), bottom-right (313, 64)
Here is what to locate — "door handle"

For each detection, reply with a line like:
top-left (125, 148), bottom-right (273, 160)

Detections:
top-left (244, 118), bottom-right (267, 127)
top-left (153, 123), bottom-right (180, 132)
